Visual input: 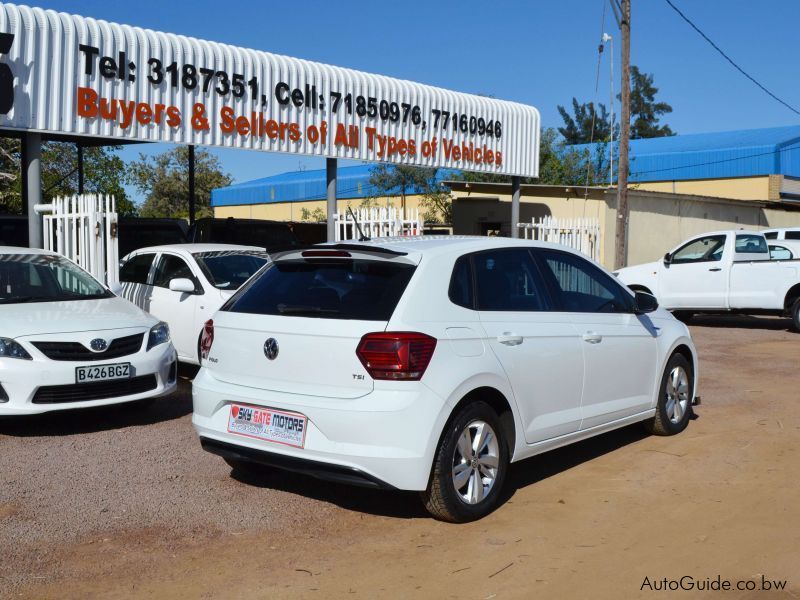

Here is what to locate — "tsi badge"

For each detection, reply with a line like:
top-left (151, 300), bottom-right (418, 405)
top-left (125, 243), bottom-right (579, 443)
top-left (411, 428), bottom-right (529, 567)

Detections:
top-left (89, 338), bottom-right (108, 352)
top-left (263, 337), bottom-right (279, 360)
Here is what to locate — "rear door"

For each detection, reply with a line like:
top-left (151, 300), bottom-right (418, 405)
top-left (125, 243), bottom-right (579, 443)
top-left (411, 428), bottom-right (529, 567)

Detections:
top-left (207, 255), bottom-right (417, 399)
top-left (119, 252), bottom-right (157, 311)
top-left (534, 248), bottom-right (659, 427)
top-left (473, 248), bottom-right (584, 444)
top-left (659, 234), bottom-right (729, 308)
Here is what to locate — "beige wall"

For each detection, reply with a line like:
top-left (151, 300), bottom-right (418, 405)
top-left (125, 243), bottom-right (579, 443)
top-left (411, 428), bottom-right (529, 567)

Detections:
top-left (452, 188), bottom-right (800, 269)
top-left (635, 175), bottom-right (780, 201)
top-left (214, 195), bottom-right (425, 222)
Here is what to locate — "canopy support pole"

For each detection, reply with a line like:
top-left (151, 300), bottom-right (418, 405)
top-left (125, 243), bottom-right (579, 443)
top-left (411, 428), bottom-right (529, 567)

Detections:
top-left (22, 132), bottom-right (42, 248)
top-left (510, 176), bottom-right (521, 238)
top-left (326, 158), bottom-right (337, 242)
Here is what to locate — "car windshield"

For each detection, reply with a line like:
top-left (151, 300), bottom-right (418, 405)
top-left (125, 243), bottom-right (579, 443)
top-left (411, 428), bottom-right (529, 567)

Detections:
top-left (193, 251), bottom-right (271, 290)
top-left (0, 253), bottom-right (112, 304)
top-left (223, 258), bottom-right (416, 320)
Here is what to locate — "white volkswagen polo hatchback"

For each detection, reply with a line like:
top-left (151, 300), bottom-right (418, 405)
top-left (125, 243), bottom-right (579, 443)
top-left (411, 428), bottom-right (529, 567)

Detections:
top-left (193, 237), bottom-right (698, 522)
top-left (0, 248), bottom-right (177, 415)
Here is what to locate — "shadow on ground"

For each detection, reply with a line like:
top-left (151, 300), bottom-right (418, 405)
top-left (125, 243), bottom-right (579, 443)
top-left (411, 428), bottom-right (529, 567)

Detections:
top-left (688, 314), bottom-right (794, 331)
top-left (228, 422), bottom-right (655, 521)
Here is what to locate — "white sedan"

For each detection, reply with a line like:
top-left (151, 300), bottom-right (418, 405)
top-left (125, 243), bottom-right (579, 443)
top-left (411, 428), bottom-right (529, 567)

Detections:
top-left (193, 237), bottom-right (699, 522)
top-left (0, 247), bottom-right (177, 415)
top-left (117, 244), bottom-right (270, 364)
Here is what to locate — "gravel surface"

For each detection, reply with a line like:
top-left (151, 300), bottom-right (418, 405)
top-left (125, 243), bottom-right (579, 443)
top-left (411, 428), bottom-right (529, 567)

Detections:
top-left (2, 316), bottom-right (799, 598)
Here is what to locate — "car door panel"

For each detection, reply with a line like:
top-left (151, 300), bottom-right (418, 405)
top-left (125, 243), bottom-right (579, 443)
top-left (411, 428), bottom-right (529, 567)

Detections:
top-left (659, 234), bottom-right (728, 309)
top-left (470, 249), bottom-right (584, 444)
top-left (534, 249), bottom-right (660, 429)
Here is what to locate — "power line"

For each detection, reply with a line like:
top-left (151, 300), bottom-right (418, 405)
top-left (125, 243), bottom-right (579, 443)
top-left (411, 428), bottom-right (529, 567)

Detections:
top-left (664, 0), bottom-right (800, 116)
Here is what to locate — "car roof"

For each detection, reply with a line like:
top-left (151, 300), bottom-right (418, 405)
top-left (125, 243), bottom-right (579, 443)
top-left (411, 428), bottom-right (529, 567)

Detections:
top-left (328, 235), bottom-right (590, 260)
top-left (128, 243), bottom-right (265, 255)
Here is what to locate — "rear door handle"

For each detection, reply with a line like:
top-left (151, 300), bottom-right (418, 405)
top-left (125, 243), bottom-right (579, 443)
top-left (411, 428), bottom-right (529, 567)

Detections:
top-left (497, 333), bottom-right (523, 346)
top-left (708, 267), bottom-right (722, 272)
top-left (582, 331), bottom-right (603, 344)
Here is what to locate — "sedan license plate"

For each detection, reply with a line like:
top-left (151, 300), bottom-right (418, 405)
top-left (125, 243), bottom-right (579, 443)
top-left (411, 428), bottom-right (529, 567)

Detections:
top-left (227, 403), bottom-right (307, 449)
top-left (75, 363), bottom-right (131, 383)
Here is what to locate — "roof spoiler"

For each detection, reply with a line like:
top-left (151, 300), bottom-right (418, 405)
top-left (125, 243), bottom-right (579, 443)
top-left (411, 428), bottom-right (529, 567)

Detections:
top-left (269, 243), bottom-right (408, 260)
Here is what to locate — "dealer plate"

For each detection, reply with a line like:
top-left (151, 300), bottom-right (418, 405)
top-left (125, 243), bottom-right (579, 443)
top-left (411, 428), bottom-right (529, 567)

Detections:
top-left (75, 362), bottom-right (131, 383)
top-left (227, 403), bottom-right (307, 449)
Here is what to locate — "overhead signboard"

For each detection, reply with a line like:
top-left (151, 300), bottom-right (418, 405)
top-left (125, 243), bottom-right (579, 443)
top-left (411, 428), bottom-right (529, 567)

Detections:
top-left (0, 3), bottom-right (540, 177)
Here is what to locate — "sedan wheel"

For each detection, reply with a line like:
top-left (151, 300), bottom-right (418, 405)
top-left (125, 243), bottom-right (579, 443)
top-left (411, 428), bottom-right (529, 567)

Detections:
top-left (664, 366), bottom-right (690, 425)
top-left (422, 401), bottom-right (509, 523)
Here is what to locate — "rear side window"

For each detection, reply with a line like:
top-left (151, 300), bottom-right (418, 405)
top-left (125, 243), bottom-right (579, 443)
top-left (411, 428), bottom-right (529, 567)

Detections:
top-left (764, 231), bottom-right (779, 240)
top-left (224, 259), bottom-right (416, 320)
top-left (735, 234), bottom-right (768, 255)
top-left (449, 256), bottom-right (474, 309)
top-left (120, 253), bottom-right (155, 284)
top-left (472, 249), bottom-right (550, 311)
top-left (786, 231), bottom-right (800, 240)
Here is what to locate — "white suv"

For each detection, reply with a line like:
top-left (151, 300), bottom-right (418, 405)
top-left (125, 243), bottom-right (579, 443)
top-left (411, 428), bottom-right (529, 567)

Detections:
top-left (192, 237), bottom-right (698, 522)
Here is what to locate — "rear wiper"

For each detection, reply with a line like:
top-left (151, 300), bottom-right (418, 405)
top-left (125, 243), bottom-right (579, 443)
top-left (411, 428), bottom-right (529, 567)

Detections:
top-left (276, 304), bottom-right (339, 315)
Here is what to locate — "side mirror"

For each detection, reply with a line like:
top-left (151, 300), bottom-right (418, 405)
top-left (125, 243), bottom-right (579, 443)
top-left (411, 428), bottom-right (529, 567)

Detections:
top-left (169, 278), bottom-right (197, 294)
top-left (663, 252), bottom-right (672, 265)
top-left (634, 291), bottom-right (659, 314)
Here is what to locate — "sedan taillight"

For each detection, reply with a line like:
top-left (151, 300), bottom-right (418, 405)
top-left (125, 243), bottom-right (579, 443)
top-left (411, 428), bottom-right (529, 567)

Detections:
top-left (356, 332), bottom-right (437, 381)
top-left (200, 319), bottom-right (214, 361)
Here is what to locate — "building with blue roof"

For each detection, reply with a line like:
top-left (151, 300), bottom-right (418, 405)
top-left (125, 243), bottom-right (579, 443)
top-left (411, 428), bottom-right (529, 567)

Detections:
top-left (572, 125), bottom-right (800, 201)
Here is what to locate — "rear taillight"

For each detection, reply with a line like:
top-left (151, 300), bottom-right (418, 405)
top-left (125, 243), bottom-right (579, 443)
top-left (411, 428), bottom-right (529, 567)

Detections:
top-left (356, 332), bottom-right (437, 381)
top-left (200, 319), bottom-right (214, 361)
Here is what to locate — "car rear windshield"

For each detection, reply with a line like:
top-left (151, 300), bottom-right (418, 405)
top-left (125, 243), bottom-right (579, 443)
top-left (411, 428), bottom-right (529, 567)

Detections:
top-left (223, 258), bottom-right (416, 320)
top-left (193, 251), bottom-right (270, 291)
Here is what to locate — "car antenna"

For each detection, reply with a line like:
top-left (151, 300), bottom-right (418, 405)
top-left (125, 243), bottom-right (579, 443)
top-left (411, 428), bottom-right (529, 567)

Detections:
top-left (347, 206), bottom-right (370, 242)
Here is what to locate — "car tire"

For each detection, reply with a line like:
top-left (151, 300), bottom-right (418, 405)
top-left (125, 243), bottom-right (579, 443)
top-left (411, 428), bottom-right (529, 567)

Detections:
top-left (421, 401), bottom-right (509, 523)
top-left (791, 298), bottom-right (800, 332)
top-left (644, 353), bottom-right (694, 436)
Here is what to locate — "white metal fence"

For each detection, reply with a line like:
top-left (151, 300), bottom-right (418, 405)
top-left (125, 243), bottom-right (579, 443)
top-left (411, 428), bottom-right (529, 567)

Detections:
top-left (39, 194), bottom-right (120, 286)
top-left (334, 207), bottom-right (423, 241)
top-left (517, 216), bottom-right (601, 262)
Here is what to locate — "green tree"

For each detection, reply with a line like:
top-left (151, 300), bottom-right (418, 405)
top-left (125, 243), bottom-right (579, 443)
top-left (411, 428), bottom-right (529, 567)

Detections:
top-left (41, 143), bottom-right (136, 215)
top-left (455, 128), bottom-right (610, 187)
top-left (368, 164), bottom-right (453, 223)
top-left (557, 99), bottom-right (613, 145)
top-left (0, 139), bottom-right (134, 215)
top-left (0, 138), bottom-right (21, 213)
top-left (628, 65), bottom-right (675, 139)
top-left (127, 146), bottom-right (231, 219)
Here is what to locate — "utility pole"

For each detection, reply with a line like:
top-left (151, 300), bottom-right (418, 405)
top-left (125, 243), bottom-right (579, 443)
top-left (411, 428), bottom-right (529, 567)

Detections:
top-left (612, 0), bottom-right (631, 269)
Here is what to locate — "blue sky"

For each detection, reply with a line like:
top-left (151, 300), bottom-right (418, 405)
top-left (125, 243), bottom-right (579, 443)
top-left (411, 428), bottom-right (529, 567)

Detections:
top-left (38, 0), bottom-right (800, 202)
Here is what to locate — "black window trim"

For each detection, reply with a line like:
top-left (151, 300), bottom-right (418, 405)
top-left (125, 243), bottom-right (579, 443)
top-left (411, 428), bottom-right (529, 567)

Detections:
top-left (530, 247), bottom-right (637, 315)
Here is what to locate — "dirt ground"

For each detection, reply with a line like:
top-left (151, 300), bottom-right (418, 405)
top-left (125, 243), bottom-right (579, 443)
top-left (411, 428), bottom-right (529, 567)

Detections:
top-left (1, 315), bottom-right (799, 599)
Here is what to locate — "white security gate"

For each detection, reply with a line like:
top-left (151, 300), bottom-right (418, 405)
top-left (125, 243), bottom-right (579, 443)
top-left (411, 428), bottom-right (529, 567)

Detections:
top-left (334, 207), bottom-right (422, 241)
top-left (39, 194), bottom-right (120, 286)
top-left (517, 216), bottom-right (601, 262)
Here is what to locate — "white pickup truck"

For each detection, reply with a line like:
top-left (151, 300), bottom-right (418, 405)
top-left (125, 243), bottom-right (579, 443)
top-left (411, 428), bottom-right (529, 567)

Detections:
top-left (615, 230), bottom-right (800, 330)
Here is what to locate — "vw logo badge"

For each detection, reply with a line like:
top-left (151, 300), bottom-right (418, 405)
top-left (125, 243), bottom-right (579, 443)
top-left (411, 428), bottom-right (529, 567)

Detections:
top-left (263, 338), bottom-right (279, 360)
top-left (89, 338), bottom-right (108, 352)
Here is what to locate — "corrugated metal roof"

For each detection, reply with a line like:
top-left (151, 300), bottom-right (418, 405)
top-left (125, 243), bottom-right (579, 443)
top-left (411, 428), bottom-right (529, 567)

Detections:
top-left (211, 165), bottom-right (458, 206)
top-left (572, 125), bottom-right (800, 182)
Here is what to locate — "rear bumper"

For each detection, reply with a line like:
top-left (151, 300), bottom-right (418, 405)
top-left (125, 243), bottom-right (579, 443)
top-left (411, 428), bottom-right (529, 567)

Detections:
top-left (200, 437), bottom-right (396, 490)
top-left (192, 367), bottom-right (451, 491)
